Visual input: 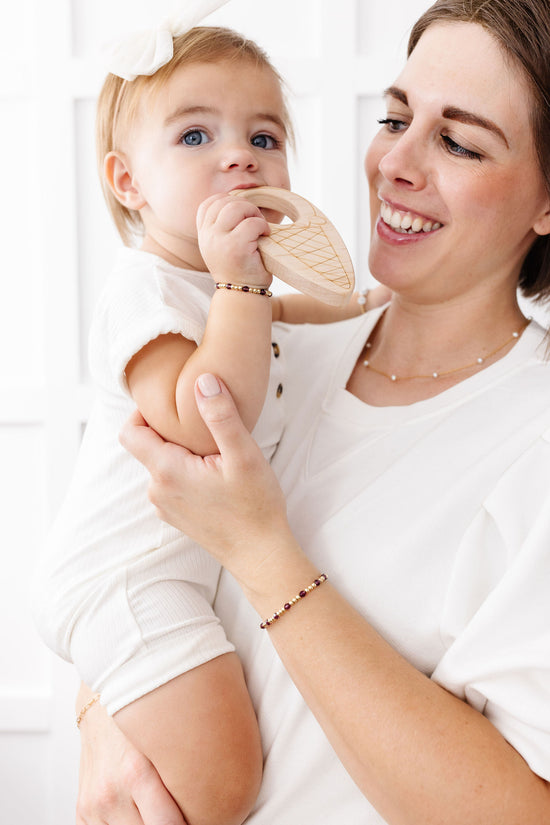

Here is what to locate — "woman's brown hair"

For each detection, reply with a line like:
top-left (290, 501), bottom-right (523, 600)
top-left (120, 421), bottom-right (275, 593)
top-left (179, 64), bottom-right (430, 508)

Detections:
top-left (409, 0), bottom-right (550, 302)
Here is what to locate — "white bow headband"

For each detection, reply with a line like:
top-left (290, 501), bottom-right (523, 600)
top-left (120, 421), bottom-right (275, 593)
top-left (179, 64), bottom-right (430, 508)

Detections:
top-left (105, 0), bottom-right (231, 81)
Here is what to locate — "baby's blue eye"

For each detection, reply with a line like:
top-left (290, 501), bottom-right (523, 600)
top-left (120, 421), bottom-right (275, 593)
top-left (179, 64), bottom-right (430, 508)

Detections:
top-left (182, 129), bottom-right (209, 146)
top-left (251, 134), bottom-right (278, 149)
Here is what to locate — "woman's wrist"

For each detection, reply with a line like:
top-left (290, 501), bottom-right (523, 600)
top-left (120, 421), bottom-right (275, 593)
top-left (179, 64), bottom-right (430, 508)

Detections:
top-left (234, 532), bottom-right (320, 618)
top-left (259, 573), bottom-right (328, 628)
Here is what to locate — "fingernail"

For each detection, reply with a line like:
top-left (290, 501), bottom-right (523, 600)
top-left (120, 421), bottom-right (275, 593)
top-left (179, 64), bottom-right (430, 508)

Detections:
top-left (197, 373), bottom-right (221, 397)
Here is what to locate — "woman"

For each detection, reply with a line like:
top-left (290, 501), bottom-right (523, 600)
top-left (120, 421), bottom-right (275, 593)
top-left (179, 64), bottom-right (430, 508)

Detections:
top-left (77, 1), bottom-right (550, 823)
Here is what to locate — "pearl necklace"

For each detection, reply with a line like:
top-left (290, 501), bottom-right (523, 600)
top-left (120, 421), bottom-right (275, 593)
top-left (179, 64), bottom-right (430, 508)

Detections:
top-left (362, 320), bottom-right (530, 382)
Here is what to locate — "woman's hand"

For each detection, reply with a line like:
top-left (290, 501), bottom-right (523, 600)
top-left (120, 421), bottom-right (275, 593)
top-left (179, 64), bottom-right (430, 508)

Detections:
top-left (76, 687), bottom-right (185, 825)
top-left (119, 374), bottom-right (300, 591)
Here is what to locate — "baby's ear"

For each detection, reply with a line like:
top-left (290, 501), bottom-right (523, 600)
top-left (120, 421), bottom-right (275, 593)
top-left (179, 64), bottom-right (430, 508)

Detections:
top-left (104, 151), bottom-right (146, 210)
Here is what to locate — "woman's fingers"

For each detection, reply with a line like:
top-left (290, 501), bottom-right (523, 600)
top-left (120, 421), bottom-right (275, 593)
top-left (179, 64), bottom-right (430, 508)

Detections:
top-left (119, 409), bottom-right (190, 473)
top-left (120, 378), bottom-right (258, 478)
top-left (193, 374), bottom-right (259, 465)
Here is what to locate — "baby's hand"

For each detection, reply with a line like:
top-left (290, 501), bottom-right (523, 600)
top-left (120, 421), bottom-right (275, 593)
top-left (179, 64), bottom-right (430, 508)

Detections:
top-left (197, 193), bottom-right (273, 288)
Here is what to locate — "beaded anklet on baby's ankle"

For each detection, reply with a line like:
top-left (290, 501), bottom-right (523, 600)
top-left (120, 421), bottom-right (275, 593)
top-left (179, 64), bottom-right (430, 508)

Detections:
top-left (215, 282), bottom-right (273, 297)
top-left (260, 574), bottom-right (328, 629)
top-left (76, 693), bottom-right (101, 728)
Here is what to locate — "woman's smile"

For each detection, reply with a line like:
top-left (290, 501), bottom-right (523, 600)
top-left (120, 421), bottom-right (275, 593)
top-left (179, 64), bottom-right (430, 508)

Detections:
top-left (379, 200), bottom-right (442, 234)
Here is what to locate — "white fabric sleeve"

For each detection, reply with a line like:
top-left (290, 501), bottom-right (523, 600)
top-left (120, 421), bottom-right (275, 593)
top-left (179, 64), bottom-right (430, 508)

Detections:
top-left (89, 257), bottom-right (213, 396)
top-left (433, 429), bottom-right (550, 780)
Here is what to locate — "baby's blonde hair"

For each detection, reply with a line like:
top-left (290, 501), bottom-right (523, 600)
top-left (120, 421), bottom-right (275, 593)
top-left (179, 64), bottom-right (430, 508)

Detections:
top-left (96, 26), bottom-right (294, 245)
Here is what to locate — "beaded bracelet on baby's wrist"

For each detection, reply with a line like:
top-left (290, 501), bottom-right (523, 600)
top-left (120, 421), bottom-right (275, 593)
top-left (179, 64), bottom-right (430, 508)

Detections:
top-left (259, 573), bottom-right (328, 629)
top-left (215, 282), bottom-right (273, 297)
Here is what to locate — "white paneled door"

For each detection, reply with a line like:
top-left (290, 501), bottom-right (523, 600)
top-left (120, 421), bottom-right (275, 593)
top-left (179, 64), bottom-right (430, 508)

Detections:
top-left (0, 1), bottom-right (428, 822)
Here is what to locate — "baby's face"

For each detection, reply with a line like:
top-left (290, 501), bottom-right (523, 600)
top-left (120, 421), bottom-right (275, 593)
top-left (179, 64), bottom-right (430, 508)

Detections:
top-left (124, 58), bottom-right (291, 267)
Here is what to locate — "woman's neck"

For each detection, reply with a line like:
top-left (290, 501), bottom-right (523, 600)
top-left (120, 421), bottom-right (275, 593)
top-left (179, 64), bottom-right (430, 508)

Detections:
top-left (347, 292), bottom-right (528, 407)
top-left (379, 294), bottom-right (525, 365)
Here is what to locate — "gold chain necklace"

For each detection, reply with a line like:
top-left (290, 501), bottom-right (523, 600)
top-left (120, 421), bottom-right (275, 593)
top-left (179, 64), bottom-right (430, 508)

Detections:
top-left (362, 320), bottom-right (530, 382)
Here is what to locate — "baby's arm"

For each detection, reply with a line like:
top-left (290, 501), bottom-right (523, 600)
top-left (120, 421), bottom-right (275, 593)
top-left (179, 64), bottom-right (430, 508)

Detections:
top-left (127, 195), bottom-right (274, 457)
top-left (272, 284), bottom-right (392, 324)
top-left (114, 195), bottom-right (268, 822)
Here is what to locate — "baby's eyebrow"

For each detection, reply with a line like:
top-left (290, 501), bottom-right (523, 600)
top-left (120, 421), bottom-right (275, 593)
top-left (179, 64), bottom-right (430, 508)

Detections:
top-left (164, 105), bottom-right (214, 127)
top-left (383, 86), bottom-right (509, 148)
top-left (163, 105), bottom-right (287, 135)
top-left (256, 113), bottom-right (287, 134)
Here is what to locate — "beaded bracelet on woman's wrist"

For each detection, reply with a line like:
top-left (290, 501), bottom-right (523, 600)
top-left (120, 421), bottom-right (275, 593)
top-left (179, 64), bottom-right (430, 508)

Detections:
top-left (260, 574), bottom-right (328, 629)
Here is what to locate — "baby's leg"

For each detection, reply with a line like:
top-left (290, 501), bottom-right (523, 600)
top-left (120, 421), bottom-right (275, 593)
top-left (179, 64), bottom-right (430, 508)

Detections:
top-left (114, 652), bottom-right (262, 825)
top-left (69, 545), bottom-right (262, 825)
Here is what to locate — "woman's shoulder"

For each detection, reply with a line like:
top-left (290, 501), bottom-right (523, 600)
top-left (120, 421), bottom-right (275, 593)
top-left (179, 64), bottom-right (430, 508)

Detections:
top-left (503, 318), bottom-right (550, 393)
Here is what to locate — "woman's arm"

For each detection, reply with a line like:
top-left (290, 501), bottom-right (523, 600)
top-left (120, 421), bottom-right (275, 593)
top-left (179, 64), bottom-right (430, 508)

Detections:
top-left (120, 377), bottom-right (550, 825)
top-left (127, 194), bottom-right (274, 457)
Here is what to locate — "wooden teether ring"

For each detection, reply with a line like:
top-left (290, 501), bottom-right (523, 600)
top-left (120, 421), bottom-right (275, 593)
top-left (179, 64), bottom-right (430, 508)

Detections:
top-left (230, 187), bottom-right (355, 306)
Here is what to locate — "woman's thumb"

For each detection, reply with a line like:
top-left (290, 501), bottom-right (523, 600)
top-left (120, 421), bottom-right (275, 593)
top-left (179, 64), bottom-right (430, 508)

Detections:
top-left (194, 374), bottom-right (250, 454)
top-left (196, 373), bottom-right (225, 401)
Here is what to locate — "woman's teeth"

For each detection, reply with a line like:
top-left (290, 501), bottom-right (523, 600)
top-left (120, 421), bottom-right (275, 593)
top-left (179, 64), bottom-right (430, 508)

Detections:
top-left (381, 202), bottom-right (441, 234)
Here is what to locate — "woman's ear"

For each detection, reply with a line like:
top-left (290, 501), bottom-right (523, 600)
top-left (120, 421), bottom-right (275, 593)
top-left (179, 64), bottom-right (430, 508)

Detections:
top-left (104, 151), bottom-right (146, 210)
top-left (533, 201), bottom-right (550, 237)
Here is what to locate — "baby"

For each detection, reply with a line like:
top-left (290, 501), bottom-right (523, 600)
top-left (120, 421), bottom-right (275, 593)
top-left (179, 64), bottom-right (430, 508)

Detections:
top-left (33, 12), bottom-right (385, 825)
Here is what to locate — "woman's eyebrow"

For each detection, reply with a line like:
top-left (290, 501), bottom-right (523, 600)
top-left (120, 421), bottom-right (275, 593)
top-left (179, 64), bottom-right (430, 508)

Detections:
top-left (383, 86), bottom-right (509, 147)
top-left (441, 106), bottom-right (509, 147)
top-left (384, 86), bottom-right (408, 106)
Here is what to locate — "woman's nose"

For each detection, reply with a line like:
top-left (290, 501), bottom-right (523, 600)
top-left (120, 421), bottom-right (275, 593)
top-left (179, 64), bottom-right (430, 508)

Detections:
top-left (378, 129), bottom-right (428, 190)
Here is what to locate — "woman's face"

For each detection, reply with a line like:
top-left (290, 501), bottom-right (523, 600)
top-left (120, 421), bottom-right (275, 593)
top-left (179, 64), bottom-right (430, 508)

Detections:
top-left (365, 21), bottom-right (550, 305)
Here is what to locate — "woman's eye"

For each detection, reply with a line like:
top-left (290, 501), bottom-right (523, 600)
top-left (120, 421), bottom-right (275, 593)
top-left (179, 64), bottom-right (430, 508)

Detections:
top-left (442, 135), bottom-right (481, 160)
top-left (251, 133), bottom-right (278, 149)
top-left (181, 129), bottom-right (209, 146)
top-left (377, 118), bottom-right (407, 133)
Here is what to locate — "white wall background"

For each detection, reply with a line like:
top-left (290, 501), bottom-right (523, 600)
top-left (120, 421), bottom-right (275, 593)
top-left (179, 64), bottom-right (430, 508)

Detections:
top-left (0, 1), bottom-right (433, 822)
